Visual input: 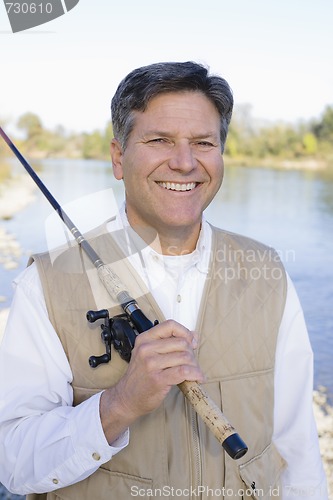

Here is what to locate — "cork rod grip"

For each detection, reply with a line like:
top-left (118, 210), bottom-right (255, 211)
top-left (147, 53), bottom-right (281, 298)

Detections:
top-left (179, 380), bottom-right (248, 459)
top-left (97, 265), bottom-right (127, 301)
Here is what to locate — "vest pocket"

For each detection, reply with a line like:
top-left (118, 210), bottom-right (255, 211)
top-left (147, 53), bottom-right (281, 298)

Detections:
top-left (45, 468), bottom-right (153, 500)
top-left (239, 443), bottom-right (286, 499)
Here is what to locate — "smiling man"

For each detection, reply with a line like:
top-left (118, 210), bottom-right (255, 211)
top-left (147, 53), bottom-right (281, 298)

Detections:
top-left (0, 62), bottom-right (327, 500)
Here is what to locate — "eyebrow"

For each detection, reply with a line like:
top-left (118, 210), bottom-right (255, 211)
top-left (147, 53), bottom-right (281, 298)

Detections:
top-left (144, 130), bottom-right (220, 141)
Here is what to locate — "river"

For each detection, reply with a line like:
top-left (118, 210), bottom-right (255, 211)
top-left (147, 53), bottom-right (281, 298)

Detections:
top-left (1, 158), bottom-right (333, 401)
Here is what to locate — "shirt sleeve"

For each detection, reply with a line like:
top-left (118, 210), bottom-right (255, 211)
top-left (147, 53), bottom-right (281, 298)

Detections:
top-left (273, 274), bottom-right (328, 500)
top-left (0, 263), bottom-right (129, 495)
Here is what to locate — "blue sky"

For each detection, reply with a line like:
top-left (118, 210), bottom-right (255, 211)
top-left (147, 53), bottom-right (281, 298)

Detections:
top-left (0, 0), bottom-right (332, 134)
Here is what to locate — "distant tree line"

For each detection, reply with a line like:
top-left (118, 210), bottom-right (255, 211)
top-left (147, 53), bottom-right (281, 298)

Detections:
top-left (225, 104), bottom-right (333, 163)
top-left (2, 105), bottom-right (333, 165)
top-left (8, 112), bottom-right (113, 160)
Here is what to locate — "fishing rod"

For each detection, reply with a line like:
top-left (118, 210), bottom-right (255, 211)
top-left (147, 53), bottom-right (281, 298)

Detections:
top-left (0, 126), bottom-right (248, 460)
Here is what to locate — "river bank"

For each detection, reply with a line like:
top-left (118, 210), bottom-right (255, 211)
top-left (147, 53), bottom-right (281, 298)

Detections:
top-left (0, 174), bottom-right (36, 302)
top-left (0, 173), bottom-right (36, 221)
top-left (0, 166), bottom-right (332, 498)
top-left (225, 155), bottom-right (332, 171)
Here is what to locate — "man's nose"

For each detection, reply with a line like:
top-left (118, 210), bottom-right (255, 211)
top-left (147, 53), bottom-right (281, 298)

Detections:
top-left (168, 142), bottom-right (197, 172)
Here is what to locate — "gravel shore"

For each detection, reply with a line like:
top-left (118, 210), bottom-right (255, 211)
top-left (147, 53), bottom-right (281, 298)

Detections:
top-left (0, 174), bottom-right (36, 221)
top-left (0, 171), bottom-right (332, 499)
top-left (313, 390), bottom-right (333, 497)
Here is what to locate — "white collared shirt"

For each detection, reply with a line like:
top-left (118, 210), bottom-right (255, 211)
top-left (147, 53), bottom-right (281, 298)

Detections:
top-left (0, 211), bottom-right (328, 498)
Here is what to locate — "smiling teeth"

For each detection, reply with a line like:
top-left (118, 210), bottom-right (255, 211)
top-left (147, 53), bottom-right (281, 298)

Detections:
top-left (158, 182), bottom-right (196, 191)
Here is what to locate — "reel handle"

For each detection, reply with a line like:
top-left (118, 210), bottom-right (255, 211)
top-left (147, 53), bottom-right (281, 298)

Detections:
top-left (89, 353), bottom-right (110, 368)
top-left (87, 309), bottom-right (109, 323)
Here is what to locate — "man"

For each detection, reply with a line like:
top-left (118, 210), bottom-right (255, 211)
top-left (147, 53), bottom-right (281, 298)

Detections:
top-left (0, 62), bottom-right (328, 499)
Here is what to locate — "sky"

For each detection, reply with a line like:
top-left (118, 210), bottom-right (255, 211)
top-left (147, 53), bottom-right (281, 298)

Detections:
top-left (0, 0), bottom-right (332, 135)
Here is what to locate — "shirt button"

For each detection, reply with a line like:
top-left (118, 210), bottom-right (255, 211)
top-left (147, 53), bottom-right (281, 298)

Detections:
top-left (52, 478), bottom-right (59, 485)
top-left (92, 452), bottom-right (101, 461)
top-left (177, 294), bottom-right (182, 303)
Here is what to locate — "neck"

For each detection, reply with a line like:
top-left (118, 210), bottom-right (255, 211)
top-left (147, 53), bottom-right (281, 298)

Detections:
top-left (126, 216), bottom-right (201, 256)
top-left (155, 225), bottom-right (201, 256)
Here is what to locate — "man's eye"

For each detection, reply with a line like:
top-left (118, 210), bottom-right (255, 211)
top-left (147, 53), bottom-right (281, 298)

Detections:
top-left (148, 138), bottom-right (167, 143)
top-left (197, 141), bottom-right (214, 147)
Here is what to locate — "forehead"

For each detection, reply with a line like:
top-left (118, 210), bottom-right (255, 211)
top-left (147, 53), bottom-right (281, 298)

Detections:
top-left (132, 91), bottom-right (220, 132)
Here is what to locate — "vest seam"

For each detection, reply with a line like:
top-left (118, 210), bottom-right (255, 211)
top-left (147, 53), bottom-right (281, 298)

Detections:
top-left (205, 367), bottom-right (274, 383)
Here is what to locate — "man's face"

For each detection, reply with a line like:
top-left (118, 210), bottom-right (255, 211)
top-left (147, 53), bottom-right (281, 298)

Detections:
top-left (111, 91), bottom-right (224, 240)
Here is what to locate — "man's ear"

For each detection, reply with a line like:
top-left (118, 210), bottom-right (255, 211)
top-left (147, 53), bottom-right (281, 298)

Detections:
top-left (110, 138), bottom-right (124, 180)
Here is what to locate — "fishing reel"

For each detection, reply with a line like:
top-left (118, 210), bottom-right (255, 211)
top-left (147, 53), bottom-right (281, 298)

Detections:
top-left (87, 309), bottom-right (138, 367)
top-left (87, 305), bottom-right (158, 367)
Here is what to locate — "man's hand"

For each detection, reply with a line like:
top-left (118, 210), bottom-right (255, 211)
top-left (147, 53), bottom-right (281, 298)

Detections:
top-left (100, 319), bottom-right (204, 444)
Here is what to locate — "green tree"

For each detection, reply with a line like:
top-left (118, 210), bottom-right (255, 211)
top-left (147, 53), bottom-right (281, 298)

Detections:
top-left (101, 122), bottom-right (113, 158)
top-left (249, 125), bottom-right (303, 158)
top-left (17, 112), bottom-right (43, 140)
top-left (82, 122), bottom-right (113, 159)
top-left (313, 105), bottom-right (333, 142)
top-left (82, 130), bottom-right (104, 159)
top-left (303, 132), bottom-right (318, 155)
top-left (312, 105), bottom-right (333, 156)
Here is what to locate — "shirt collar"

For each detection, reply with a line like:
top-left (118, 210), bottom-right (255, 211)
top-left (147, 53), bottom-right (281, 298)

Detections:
top-left (113, 202), bottom-right (212, 275)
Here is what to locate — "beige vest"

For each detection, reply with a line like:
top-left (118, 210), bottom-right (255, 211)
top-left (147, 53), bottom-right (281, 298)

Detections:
top-left (28, 224), bottom-right (287, 500)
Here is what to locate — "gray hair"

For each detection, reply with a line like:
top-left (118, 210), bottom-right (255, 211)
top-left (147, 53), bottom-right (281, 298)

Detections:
top-left (111, 61), bottom-right (233, 152)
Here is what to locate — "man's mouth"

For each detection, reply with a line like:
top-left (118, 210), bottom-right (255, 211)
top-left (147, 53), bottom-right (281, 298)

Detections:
top-left (156, 181), bottom-right (197, 192)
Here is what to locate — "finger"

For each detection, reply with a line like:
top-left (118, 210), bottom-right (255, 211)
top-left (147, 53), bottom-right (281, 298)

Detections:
top-left (192, 331), bottom-right (199, 349)
top-left (137, 336), bottom-right (193, 355)
top-left (160, 363), bottom-right (205, 385)
top-left (132, 339), bottom-right (205, 383)
top-left (141, 347), bottom-right (198, 371)
top-left (137, 319), bottom-right (195, 344)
